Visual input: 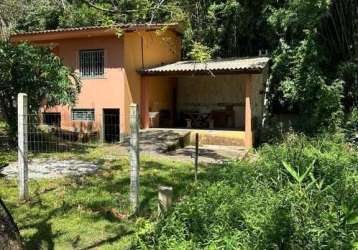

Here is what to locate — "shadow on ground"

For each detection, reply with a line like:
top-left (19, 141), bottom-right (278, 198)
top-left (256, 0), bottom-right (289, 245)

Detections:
top-left (1, 138), bottom-right (245, 249)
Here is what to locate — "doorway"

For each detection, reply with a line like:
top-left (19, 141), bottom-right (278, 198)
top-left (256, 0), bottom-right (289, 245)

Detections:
top-left (43, 112), bottom-right (61, 127)
top-left (103, 109), bottom-right (120, 143)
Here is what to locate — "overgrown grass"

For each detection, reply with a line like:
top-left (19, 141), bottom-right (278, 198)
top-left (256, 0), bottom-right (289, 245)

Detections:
top-left (0, 145), bottom-right (197, 249)
top-left (133, 134), bottom-right (358, 249)
top-left (1, 134), bottom-right (357, 249)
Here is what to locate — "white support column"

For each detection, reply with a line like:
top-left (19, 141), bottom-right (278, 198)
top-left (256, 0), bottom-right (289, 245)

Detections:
top-left (245, 75), bottom-right (253, 148)
top-left (129, 103), bottom-right (140, 214)
top-left (18, 93), bottom-right (29, 201)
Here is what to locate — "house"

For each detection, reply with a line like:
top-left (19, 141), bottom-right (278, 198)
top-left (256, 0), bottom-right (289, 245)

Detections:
top-left (10, 24), bottom-right (270, 148)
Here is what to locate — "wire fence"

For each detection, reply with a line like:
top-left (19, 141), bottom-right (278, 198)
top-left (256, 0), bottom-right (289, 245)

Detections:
top-left (30, 113), bottom-right (122, 154)
top-left (0, 113), bottom-right (123, 155)
top-left (0, 111), bottom-right (200, 162)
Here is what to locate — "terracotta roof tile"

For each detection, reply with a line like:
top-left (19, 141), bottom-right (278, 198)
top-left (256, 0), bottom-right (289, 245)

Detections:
top-left (12, 23), bottom-right (182, 36)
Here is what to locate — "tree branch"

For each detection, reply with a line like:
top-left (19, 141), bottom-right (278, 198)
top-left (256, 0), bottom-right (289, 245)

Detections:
top-left (82, 0), bottom-right (118, 13)
top-left (150, 0), bottom-right (166, 24)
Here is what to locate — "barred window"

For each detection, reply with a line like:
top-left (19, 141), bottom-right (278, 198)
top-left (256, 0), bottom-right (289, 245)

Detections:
top-left (71, 109), bottom-right (95, 121)
top-left (79, 49), bottom-right (104, 77)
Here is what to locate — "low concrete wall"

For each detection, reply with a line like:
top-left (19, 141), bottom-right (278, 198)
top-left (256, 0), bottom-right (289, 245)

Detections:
top-left (180, 129), bottom-right (246, 146)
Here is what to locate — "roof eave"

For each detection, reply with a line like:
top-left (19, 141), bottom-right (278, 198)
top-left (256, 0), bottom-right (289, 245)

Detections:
top-left (10, 23), bottom-right (182, 42)
top-left (10, 28), bottom-right (116, 42)
top-left (139, 68), bottom-right (265, 76)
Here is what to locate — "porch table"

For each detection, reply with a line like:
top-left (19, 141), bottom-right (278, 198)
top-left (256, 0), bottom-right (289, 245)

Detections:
top-left (185, 112), bottom-right (211, 128)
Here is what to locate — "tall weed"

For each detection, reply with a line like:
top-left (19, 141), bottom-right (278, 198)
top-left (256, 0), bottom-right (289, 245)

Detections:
top-left (133, 134), bottom-right (358, 249)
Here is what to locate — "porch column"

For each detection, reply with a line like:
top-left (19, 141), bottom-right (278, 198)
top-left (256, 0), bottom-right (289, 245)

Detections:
top-left (244, 75), bottom-right (253, 148)
top-left (141, 76), bottom-right (150, 129)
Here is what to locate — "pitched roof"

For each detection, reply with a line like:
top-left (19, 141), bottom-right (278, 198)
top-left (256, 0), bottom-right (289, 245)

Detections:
top-left (10, 23), bottom-right (182, 42)
top-left (140, 57), bottom-right (270, 75)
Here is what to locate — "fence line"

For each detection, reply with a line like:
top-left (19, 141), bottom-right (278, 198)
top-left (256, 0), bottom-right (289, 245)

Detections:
top-left (18, 93), bottom-right (28, 201)
top-left (20, 112), bottom-right (122, 154)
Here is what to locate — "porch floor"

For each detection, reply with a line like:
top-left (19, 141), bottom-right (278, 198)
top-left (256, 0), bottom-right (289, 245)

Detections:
top-left (142, 128), bottom-right (246, 147)
top-left (138, 128), bottom-right (248, 163)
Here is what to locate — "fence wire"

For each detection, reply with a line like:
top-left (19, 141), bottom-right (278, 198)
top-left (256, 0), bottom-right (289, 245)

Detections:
top-left (0, 112), bottom-right (196, 162)
top-left (23, 113), bottom-right (122, 154)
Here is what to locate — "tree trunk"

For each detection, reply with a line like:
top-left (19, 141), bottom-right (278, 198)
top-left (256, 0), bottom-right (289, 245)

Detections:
top-left (0, 199), bottom-right (23, 250)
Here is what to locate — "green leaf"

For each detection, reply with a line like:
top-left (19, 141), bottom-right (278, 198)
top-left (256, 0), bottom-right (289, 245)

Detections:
top-left (306, 174), bottom-right (317, 190)
top-left (352, 241), bottom-right (358, 249)
top-left (282, 161), bottom-right (300, 183)
top-left (347, 215), bottom-right (358, 225)
top-left (298, 159), bottom-right (315, 183)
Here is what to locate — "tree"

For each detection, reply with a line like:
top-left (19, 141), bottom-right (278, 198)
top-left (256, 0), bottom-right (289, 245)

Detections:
top-left (15, 0), bottom-right (64, 33)
top-left (271, 35), bottom-right (344, 132)
top-left (0, 0), bottom-right (27, 40)
top-left (0, 42), bottom-right (81, 138)
top-left (4, 0), bottom-right (357, 133)
top-left (266, 0), bottom-right (356, 133)
top-left (318, 0), bottom-right (358, 111)
top-left (14, 0), bottom-right (276, 59)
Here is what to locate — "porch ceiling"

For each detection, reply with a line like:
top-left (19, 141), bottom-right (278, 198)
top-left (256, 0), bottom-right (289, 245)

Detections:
top-left (139, 56), bottom-right (270, 76)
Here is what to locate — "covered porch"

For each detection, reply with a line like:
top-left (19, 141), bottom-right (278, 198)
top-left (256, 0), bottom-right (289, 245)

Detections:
top-left (139, 57), bottom-right (270, 148)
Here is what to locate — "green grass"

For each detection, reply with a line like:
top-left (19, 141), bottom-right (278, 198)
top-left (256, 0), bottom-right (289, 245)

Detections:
top-left (0, 145), bottom-right (198, 249)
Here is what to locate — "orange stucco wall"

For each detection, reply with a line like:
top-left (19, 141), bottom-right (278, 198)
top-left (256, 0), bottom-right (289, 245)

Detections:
top-left (41, 35), bottom-right (125, 133)
top-left (123, 30), bottom-right (181, 132)
top-left (147, 77), bottom-right (177, 113)
top-left (145, 76), bottom-right (177, 127)
top-left (23, 29), bottom-right (181, 136)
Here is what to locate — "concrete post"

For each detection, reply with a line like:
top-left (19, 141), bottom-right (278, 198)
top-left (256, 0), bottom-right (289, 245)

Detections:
top-left (18, 93), bottom-right (29, 201)
top-left (158, 186), bottom-right (173, 215)
top-left (194, 133), bottom-right (199, 182)
top-left (129, 103), bottom-right (140, 214)
top-left (140, 76), bottom-right (150, 129)
top-left (100, 110), bottom-right (105, 144)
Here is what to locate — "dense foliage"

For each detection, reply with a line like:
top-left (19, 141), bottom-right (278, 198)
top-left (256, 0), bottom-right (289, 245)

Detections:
top-left (270, 35), bottom-right (344, 132)
top-left (267, 0), bottom-right (357, 134)
top-left (0, 42), bottom-right (80, 137)
top-left (1, 0), bottom-right (356, 134)
top-left (133, 134), bottom-right (358, 249)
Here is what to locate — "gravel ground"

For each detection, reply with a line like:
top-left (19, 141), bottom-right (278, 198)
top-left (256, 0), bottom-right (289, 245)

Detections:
top-left (1, 159), bottom-right (98, 179)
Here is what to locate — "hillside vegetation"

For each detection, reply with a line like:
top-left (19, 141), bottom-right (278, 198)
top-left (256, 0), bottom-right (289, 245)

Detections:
top-left (1, 0), bottom-right (357, 135)
top-left (133, 134), bottom-right (358, 249)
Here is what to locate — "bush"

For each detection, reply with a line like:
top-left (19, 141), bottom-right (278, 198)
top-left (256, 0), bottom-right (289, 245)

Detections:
top-left (345, 108), bottom-right (358, 148)
top-left (270, 35), bottom-right (344, 134)
top-left (0, 42), bottom-right (80, 138)
top-left (133, 134), bottom-right (358, 249)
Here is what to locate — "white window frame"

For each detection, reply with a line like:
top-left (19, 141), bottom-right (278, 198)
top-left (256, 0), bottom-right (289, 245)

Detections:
top-left (71, 109), bottom-right (95, 121)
